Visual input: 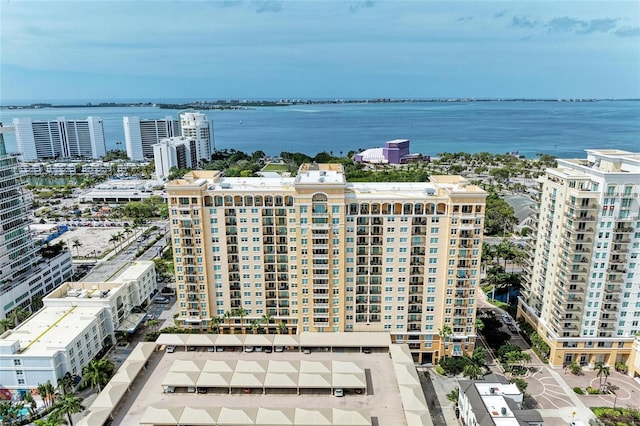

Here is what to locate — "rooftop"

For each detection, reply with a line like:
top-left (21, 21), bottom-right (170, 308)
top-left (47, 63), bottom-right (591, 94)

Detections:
top-left (114, 347), bottom-right (407, 425)
top-left (0, 305), bottom-right (102, 355)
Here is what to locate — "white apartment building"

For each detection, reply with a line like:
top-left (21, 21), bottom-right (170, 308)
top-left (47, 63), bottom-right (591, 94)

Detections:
top-left (0, 125), bottom-right (73, 318)
top-left (123, 116), bottom-right (180, 161)
top-left (179, 112), bottom-right (214, 163)
top-left (0, 261), bottom-right (157, 396)
top-left (153, 136), bottom-right (197, 179)
top-left (519, 149), bottom-right (640, 368)
top-left (167, 164), bottom-right (486, 364)
top-left (13, 117), bottom-right (106, 161)
top-left (458, 376), bottom-right (542, 426)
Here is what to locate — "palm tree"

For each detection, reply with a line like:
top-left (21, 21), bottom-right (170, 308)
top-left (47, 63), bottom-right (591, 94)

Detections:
top-left (438, 325), bottom-right (452, 349)
top-left (35, 413), bottom-right (64, 426)
top-left (53, 393), bottom-right (82, 426)
top-left (446, 388), bottom-right (459, 403)
top-left (57, 372), bottom-right (76, 396)
top-left (209, 316), bottom-right (222, 334)
top-left (44, 380), bottom-right (57, 407)
top-left (8, 307), bottom-right (30, 328)
top-left (0, 401), bottom-right (23, 426)
top-left (31, 295), bottom-right (44, 311)
top-left (0, 318), bottom-right (13, 333)
top-left (223, 310), bottom-right (233, 333)
top-left (250, 319), bottom-right (261, 335)
top-left (24, 391), bottom-right (37, 417)
top-left (71, 238), bottom-right (82, 257)
top-left (147, 319), bottom-right (160, 332)
top-left (277, 322), bottom-right (287, 335)
top-left (463, 364), bottom-right (482, 380)
top-left (108, 234), bottom-right (119, 251)
top-left (235, 308), bottom-right (248, 332)
top-left (261, 313), bottom-right (274, 331)
top-left (595, 362), bottom-right (610, 387)
top-left (82, 359), bottom-right (114, 392)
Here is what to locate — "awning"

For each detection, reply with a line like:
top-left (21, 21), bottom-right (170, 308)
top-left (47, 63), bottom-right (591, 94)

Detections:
top-left (115, 312), bottom-right (147, 333)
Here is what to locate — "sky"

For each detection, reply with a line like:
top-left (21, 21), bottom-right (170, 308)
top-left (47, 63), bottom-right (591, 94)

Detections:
top-left (1, 1), bottom-right (639, 102)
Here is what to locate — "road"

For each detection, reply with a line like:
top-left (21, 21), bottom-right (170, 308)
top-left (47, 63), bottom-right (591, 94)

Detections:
top-left (109, 220), bottom-right (169, 263)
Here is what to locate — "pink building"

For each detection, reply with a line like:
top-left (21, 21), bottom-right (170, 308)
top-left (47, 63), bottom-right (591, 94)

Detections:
top-left (354, 139), bottom-right (424, 164)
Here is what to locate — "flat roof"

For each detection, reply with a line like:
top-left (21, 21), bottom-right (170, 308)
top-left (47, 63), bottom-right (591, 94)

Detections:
top-left (113, 349), bottom-right (407, 426)
top-left (156, 332), bottom-right (392, 348)
top-left (0, 306), bottom-right (102, 355)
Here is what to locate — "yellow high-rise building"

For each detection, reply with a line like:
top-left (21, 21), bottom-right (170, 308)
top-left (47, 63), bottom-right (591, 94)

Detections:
top-left (519, 149), bottom-right (640, 369)
top-left (166, 164), bottom-right (486, 364)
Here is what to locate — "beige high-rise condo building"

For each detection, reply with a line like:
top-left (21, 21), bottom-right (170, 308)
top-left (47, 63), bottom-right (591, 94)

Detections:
top-left (167, 164), bottom-right (486, 363)
top-left (519, 149), bottom-right (640, 368)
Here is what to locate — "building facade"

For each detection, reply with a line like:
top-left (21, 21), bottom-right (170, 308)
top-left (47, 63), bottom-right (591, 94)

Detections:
top-left (519, 149), bottom-right (640, 368)
top-left (123, 116), bottom-right (180, 161)
top-left (166, 164), bottom-right (486, 364)
top-left (179, 112), bottom-right (214, 163)
top-left (153, 136), bottom-right (198, 180)
top-left (13, 117), bottom-right (106, 161)
top-left (0, 124), bottom-right (73, 319)
top-left (0, 261), bottom-right (157, 396)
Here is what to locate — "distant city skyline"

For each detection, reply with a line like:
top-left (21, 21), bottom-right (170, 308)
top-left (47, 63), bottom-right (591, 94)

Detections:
top-left (1, 1), bottom-right (639, 102)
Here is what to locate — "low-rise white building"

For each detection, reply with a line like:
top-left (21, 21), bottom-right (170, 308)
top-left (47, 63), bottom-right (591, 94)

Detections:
top-left (0, 261), bottom-right (157, 397)
top-left (458, 375), bottom-right (543, 426)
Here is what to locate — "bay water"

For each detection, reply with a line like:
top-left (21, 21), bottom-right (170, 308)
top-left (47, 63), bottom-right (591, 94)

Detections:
top-left (1, 101), bottom-right (638, 159)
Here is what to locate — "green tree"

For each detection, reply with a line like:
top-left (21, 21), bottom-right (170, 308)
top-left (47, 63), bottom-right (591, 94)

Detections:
top-left (53, 393), bottom-right (82, 426)
top-left (277, 322), bottom-right (287, 335)
top-left (446, 388), bottom-right (460, 403)
top-left (250, 319), bottom-right (261, 334)
top-left (35, 412), bottom-right (64, 426)
top-left (471, 347), bottom-right (487, 367)
top-left (0, 401), bottom-right (23, 426)
top-left (595, 362), bottom-right (610, 387)
top-left (484, 192), bottom-right (517, 235)
top-left (24, 391), bottom-right (37, 417)
top-left (71, 238), bottom-right (82, 257)
top-left (209, 316), bottom-right (222, 334)
top-left (82, 359), bottom-right (114, 392)
top-left (463, 364), bottom-right (483, 380)
top-left (57, 372), bottom-right (76, 396)
top-left (261, 313), bottom-right (274, 332)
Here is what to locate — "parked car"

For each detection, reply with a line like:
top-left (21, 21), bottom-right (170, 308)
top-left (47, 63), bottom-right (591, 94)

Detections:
top-left (244, 346), bottom-right (254, 353)
top-left (334, 389), bottom-right (344, 397)
top-left (207, 347), bottom-right (215, 352)
top-left (303, 348), bottom-right (311, 354)
top-left (197, 388), bottom-right (208, 394)
top-left (187, 387), bottom-right (196, 393)
top-left (166, 345), bottom-right (176, 353)
top-left (275, 346), bottom-right (284, 352)
top-left (166, 386), bottom-right (175, 393)
top-left (363, 348), bottom-right (372, 354)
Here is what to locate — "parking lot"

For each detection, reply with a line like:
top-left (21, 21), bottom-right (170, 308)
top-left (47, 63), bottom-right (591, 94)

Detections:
top-left (112, 347), bottom-right (407, 425)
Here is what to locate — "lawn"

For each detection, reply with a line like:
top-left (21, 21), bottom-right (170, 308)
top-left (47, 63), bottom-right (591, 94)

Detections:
top-left (262, 163), bottom-right (289, 172)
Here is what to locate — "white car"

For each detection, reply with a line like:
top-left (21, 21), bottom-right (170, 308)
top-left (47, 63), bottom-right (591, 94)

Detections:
top-left (244, 346), bottom-right (254, 353)
top-left (166, 386), bottom-right (175, 393)
top-left (502, 315), bottom-right (512, 324)
top-left (275, 346), bottom-right (284, 352)
top-left (334, 389), bottom-right (344, 397)
top-left (166, 345), bottom-right (176, 353)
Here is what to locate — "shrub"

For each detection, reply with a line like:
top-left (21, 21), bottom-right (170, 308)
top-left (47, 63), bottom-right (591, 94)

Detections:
top-left (573, 387), bottom-right (584, 395)
top-left (586, 386), bottom-right (602, 395)
top-left (614, 362), bottom-right (628, 373)
top-left (569, 361), bottom-right (583, 376)
top-left (435, 365), bottom-right (446, 375)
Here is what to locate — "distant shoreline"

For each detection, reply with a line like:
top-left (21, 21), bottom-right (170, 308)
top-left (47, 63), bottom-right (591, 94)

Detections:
top-left (2, 98), bottom-right (638, 111)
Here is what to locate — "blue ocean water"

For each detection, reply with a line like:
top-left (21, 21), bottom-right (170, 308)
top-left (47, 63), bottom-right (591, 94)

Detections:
top-left (1, 101), bottom-right (638, 158)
